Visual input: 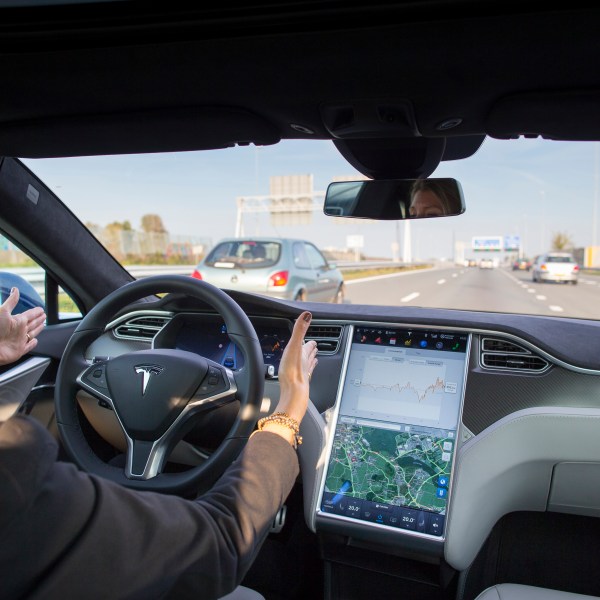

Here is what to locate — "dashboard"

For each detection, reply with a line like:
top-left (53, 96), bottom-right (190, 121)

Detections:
top-left (83, 298), bottom-right (600, 573)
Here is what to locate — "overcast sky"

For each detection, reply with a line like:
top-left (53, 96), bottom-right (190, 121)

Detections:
top-left (23, 138), bottom-right (600, 262)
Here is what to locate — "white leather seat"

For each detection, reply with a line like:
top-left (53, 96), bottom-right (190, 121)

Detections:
top-left (219, 585), bottom-right (265, 600)
top-left (476, 584), bottom-right (599, 600)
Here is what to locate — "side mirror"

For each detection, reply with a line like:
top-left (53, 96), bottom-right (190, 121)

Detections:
top-left (324, 178), bottom-right (465, 220)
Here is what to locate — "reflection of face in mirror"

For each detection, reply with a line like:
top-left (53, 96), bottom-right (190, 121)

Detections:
top-left (324, 177), bottom-right (464, 220)
top-left (409, 179), bottom-right (462, 218)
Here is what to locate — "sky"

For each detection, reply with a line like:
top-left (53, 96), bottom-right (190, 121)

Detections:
top-left (22, 138), bottom-right (600, 262)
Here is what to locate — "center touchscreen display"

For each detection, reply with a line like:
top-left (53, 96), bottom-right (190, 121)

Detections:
top-left (318, 326), bottom-right (469, 539)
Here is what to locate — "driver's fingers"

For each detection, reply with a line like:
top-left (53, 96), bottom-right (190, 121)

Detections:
top-left (303, 338), bottom-right (318, 363)
top-left (290, 311), bottom-right (312, 344)
top-left (1, 287), bottom-right (20, 314)
top-left (21, 305), bottom-right (46, 322)
top-left (26, 316), bottom-right (46, 339)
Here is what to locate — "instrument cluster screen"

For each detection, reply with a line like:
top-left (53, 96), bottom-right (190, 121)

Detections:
top-left (174, 318), bottom-right (290, 375)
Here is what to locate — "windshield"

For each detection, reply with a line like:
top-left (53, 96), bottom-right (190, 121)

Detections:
top-left (18, 137), bottom-right (600, 319)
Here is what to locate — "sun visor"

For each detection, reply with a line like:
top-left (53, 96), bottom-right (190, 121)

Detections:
top-left (0, 107), bottom-right (281, 158)
top-left (486, 90), bottom-right (600, 141)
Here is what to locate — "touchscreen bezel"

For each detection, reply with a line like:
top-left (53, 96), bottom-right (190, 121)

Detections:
top-left (315, 323), bottom-right (471, 543)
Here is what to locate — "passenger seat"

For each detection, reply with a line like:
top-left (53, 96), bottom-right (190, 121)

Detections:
top-left (219, 585), bottom-right (265, 600)
top-left (476, 584), bottom-right (599, 599)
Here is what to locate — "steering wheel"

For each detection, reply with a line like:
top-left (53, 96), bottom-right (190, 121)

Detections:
top-left (55, 275), bottom-right (264, 495)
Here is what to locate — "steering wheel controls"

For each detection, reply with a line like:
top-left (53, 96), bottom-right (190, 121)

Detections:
top-left (194, 365), bottom-right (230, 400)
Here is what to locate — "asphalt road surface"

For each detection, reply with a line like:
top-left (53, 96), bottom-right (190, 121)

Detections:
top-left (345, 265), bottom-right (600, 320)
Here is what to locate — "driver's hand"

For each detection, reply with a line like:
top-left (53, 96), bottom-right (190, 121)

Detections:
top-left (258, 311), bottom-right (318, 447)
top-left (0, 287), bottom-right (46, 366)
top-left (275, 311), bottom-right (318, 424)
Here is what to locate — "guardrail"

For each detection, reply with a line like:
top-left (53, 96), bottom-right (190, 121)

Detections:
top-left (2, 261), bottom-right (411, 297)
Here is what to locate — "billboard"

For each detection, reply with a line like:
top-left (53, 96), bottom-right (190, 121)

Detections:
top-left (269, 175), bottom-right (313, 226)
top-left (504, 235), bottom-right (521, 251)
top-left (472, 236), bottom-right (503, 252)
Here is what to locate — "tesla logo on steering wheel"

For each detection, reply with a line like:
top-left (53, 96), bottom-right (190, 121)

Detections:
top-left (134, 364), bottom-right (164, 395)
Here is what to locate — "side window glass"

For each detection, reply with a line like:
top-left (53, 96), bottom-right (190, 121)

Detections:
top-left (304, 243), bottom-right (327, 270)
top-left (293, 242), bottom-right (311, 269)
top-left (0, 233), bottom-right (81, 319)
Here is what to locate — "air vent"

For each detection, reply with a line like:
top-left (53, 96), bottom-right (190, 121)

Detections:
top-left (482, 338), bottom-right (528, 353)
top-left (305, 324), bottom-right (343, 354)
top-left (113, 315), bottom-right (171, 342)
top-left (480, 336), bottom-right (549, 372)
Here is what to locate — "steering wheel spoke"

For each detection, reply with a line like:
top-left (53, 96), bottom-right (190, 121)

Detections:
top-left (126, 437), bottom-right (164, 479)
top-left (189, 364), bottom-right (237, 410)
top-left (77, 361), bottom-right (115, 407)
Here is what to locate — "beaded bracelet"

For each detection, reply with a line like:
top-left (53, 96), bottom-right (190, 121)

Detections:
top-left (256, 412), bottom-right (303, 449)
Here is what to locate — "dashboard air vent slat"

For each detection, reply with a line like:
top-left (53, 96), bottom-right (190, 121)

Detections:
top-left (481, 338), bottom-right (528, 353)
top-left (305, 324), bottom-right (343, 355)
top-left (480, 336), bottom-right (549, 373)
top-left (113, 315), bottom-right (171, 341)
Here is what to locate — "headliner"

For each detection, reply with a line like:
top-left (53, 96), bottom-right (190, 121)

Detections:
top-left (0, 1), bottom-right (599, 162)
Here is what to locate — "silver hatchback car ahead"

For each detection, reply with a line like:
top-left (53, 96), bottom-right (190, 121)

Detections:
top-left (531, 252), bottom-right (579, 284)
top-left (192, 237), bottom-right (345, 303)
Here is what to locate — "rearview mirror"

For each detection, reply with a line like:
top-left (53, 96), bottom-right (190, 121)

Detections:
top-left (323, 178), bottom-right (465, 220)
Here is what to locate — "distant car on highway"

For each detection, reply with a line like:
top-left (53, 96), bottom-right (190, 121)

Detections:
top-left (512, 258), bottom-right (532, 271)
top-left (531, 252), bottom-right (579, 284)
top-left (479, 257), bottom-right (494, 269)
top-left (191, 237), bottom-right (345, 302)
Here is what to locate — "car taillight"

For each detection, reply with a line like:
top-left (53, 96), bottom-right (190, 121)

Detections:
top-left (191, 269), bottom-right (202, 280)
top-left (269, 270), bottom-right (289, 287)
top-left (573, 265), bottom-right (580, 272)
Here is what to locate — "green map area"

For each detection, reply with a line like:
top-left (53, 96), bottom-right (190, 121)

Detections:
top-left (325, 422), bottom-right (452, 513)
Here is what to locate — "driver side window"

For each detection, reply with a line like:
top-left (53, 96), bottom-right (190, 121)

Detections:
top-left (0, 233), bottom-right (81, 321)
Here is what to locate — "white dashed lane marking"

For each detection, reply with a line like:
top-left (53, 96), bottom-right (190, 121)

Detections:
top-left (437, 279), bottom-right (446, 285)
top-left (401, 292), bottom-right (420, 303)
top-left (500, 268), bottom-right (566, 313)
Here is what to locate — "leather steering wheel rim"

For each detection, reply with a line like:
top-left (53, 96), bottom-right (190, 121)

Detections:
top-left (55, 275), bottom-right (264, 495)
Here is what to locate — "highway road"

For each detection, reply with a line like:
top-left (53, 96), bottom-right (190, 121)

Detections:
top-left (345, 265), bottom-right (600, 320)
top-left (8, 263), bottom-right (600, 320)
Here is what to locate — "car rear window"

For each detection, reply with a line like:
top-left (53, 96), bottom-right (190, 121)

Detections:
top-left (204, 241), bottom-right (281, 269)
top-left (546, 255), bottom-right (575, 263)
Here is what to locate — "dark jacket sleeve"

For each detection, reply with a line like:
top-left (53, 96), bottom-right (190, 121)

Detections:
top-left (0, 415), bottom-right (299, 600)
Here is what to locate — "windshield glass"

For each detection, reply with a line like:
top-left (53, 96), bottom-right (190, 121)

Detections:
top-left (19, 137), bottom-right (600, 319)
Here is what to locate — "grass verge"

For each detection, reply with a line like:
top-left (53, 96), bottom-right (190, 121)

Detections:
top-left (342, 264), bottom-right (431, 281)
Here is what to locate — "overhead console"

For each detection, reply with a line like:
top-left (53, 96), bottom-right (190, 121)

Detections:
top-left (315, 324), bottom-right (470, 550)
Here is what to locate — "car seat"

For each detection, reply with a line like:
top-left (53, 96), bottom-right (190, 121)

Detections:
top-left (219, 585), bottom-right (265, 599)
top-left (252, 245), bottom-right (266, 259)
top-left (475, 584), bottom-right (598, 599)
